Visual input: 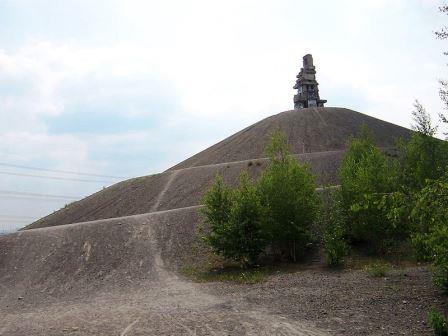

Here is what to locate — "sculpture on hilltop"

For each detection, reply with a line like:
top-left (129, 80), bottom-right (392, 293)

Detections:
top-left (293, 54), bottom-right (327, 109)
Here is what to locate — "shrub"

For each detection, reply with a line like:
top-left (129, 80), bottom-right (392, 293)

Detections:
top-left (397, 133), bottom-right (448, 191)
top-left (397, 102), bottom-right (448, 191)
top-left (364, 262), bottom-right (390, 277)
top-left (200, 174), bottom-right (233, 255)
top-left (258, 130), bottom-right (319, 261)
top-left (415, 223), bottom-right (448, 292)
top-left (428, 308), bottom-right (448, 336)
top-left (201, 130), bottom-right (320, 264)
top-left (323, 223), bottom-right (348, 267)
top-left (227, 172), bottom-right (268, 265)
top-left (339, 126), bottom-right (402, 252)
top-left (410, 175), bottom-right (448, 292)
top-left (322, 191), bottom-right (349, 267)
top-left (200, 173), bottom-right (268, 267)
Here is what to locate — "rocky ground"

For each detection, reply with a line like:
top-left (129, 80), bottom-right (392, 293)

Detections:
top-left (206, 266), bottom-right (447, 335)
top-left (2, 262), bottom-right (446, 335)
top-left (2, 208), bottom-right (447, 335)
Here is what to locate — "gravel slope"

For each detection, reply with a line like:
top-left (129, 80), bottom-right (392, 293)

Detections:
top-left (25, 150), bottom-right (345, 230)
top-left (170, 107), bottom-right (411, 170)
top-left (1, 208), bottom-right (445, 335)
top-left (26, 107), bottom-right (411, 230)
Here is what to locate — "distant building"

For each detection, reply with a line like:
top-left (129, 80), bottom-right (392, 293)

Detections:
top-left (293, 54), bottom-right (327, 109)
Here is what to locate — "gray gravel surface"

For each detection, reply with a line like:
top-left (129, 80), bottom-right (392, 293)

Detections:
top-left (2, 209), bottom-right (446, 335)
top-left (25, 107), bottom-right (411, 230)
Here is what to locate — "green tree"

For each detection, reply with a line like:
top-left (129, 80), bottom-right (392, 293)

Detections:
top-left (410, 174), bottom-right (448, 292)
top-left (397, 101), bottom-right (448, 191)
top-left (435, 5), bottom-right (448, 138)
top-left (258, 130), bottom-right (319, 261)
top-left (339, 126), bottom-right (402, 251)
top-left (200, 174), bottom-right (234, 258)
top-left (200, 173), bottom-right (268, 266)
top-left (322, 190), bottom-right (349, 267)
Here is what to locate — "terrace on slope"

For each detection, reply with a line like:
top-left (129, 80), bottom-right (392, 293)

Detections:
top-left (25, 107), bottom-right (411, 230)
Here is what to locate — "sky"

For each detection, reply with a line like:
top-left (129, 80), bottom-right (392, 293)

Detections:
top-left (0, 0), bottom-right (447, 231)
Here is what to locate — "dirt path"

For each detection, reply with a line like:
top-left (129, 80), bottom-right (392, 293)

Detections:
top-left (1, 265), bottom-right (443, 335)
top-left (150, 170), bottom-right (180, 212)
top-left (0, 213), bottom-right (330, 336)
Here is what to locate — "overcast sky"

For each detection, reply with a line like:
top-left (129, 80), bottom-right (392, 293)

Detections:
top-left (1, 0), bottom-right (447, 231)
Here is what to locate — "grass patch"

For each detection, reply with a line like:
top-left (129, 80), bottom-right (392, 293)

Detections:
top-left (345, 243), bottom-right (422, 270)
top-left (181, 262), bottom-right (307, 284)
top-left (428, 308), bottom-right (448, 336)
top-left (363, 261), bottom-right (391, 277)
top-left (181, 265), bottom-right (271, 284)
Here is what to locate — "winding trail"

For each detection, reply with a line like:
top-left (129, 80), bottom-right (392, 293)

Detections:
top-left (1, 210), bottom-right (331, 335)
top-left (150, 170), bottom-right (180, 212)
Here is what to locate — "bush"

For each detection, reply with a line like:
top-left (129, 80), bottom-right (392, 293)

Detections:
top-left (322, 191), bottom-right (349, 267)
top-left (258, 130), bottom-right (319, 261)
top-left (414, 223), bottom-right (448, 292)
top-left (428, 308), bottom-right (448, 336)
top-left (201, 129), bottom-right (319, 265)
top-left (201, 173), bottom-right (268, 267)
top-left (397, 102), bottom-right (448, 191)
top-left (397, 133), bottom-right (448, 191)
top-left (228, 172), bottom-right (268, 265)
top-left (410, 175), bottom-right (448, 291)
top-left (339, 126), bottom-right (402, 251)
top-left (323, 224), bottom-right (348, 267)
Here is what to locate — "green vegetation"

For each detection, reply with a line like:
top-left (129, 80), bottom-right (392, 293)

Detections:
top-left (338, 126), bottom-right (404, 252)
top-left (181, 265), bottom-right (271, 284)
top-left (201, 130), bottom-right (318, 266)
top-left (200, 173), bottom-right (268, 266)
top-left (397, 102), bottom-right (448, 191)
top-left (258, 130), bottom-right (319, 261)
top-left (200, 100), bottom-right (448, 325)
top-left (411, 175), bottom-right (448, 292)
top-left (363, 262), bottom-right (390, 277)
top-left (322, 192), bottom-right (349, 267)
top-left (428, 308), bottom-right (448, 336)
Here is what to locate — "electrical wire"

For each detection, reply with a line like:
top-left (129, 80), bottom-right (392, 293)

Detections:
top-left (0, 190), bottom-right (81, 200)
top-left (0, 162), bottom-right (126, 179)
top-left (0, 171), bottom-right (114, 184)
top-left (0, 219), bottom-right (31, 223)
top-left (0, 215), bottom-right (36, 219)
top-left (0, 196), bottom-right (74, 202)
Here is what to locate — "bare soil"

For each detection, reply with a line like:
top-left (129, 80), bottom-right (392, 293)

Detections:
top-left (1, 208), bottom-right (446, 335)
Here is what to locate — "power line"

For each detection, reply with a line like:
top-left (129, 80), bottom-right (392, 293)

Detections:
top-left (0, 190), bottom-right (81, 200)
top-left (0, 171), bottom-right (115, 184)
top-left (0, 162), bottom-right (126, 179)
top-left (0, 215), bottom-right (36, 219)
top-left (0, 219), bottom-right (31, 223)
top-left (0, 196), bottom-right (74, 202)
